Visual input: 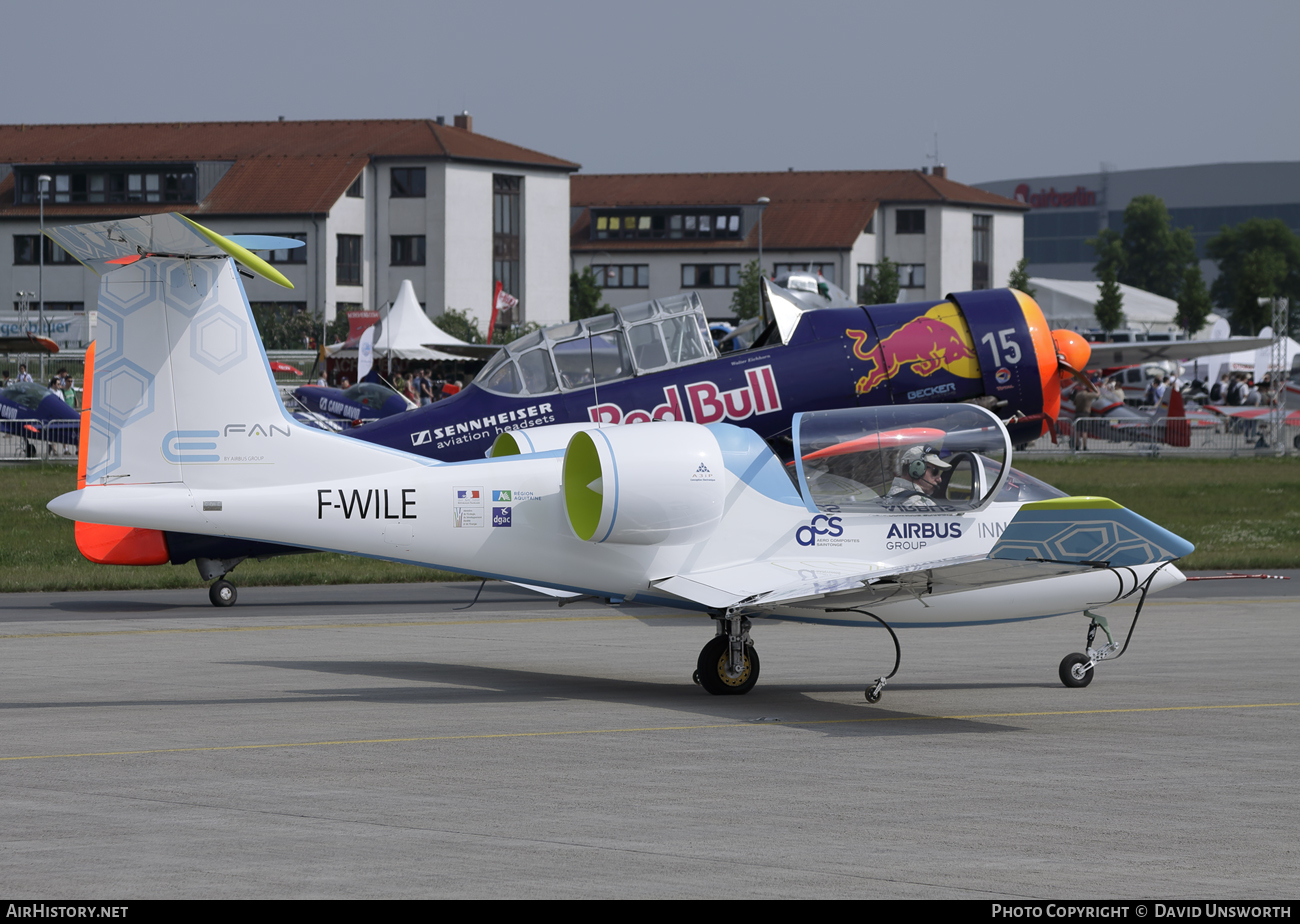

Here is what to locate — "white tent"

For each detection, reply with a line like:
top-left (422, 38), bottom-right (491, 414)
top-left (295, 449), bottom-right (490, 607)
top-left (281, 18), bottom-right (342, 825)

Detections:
top-left (1028, 277), bottom-right (1224, 338)
top-left (327, 280), bottom-right (470, 362)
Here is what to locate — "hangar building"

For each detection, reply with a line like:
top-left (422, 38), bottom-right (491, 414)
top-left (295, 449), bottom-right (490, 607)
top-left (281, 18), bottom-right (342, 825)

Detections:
top-left (975, 161), bottom-right (1300, 284)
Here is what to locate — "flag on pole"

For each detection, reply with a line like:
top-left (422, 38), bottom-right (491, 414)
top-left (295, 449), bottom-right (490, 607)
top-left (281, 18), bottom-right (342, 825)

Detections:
top-left (357, 324), bottom-right (375, 381)
top-left (488, 281), bottom-right (519, 344)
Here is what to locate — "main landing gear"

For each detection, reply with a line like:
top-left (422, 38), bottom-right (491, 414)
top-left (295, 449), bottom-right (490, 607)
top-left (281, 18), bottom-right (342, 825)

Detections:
top-left (197, 556), bottom-right (245, 608)
top-left (693, 614), bottom-right (759, 695)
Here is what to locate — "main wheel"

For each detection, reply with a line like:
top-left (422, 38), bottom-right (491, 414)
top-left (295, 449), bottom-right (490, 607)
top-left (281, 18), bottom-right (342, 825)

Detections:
top-left (209, 580), bottom-right (237, 607)
top-left (696, 635), bottom-right (760, 696)
top-left (1059, 652), bottom-right (1094, 688)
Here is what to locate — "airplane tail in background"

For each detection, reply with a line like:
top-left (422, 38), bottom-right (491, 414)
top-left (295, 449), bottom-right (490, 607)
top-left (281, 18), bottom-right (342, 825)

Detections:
top-left (47, 214), bottom-right (424, 495)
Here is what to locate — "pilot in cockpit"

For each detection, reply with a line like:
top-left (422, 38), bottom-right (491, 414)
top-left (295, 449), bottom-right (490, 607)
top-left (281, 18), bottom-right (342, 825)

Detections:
top-left (886, 445), bottom-right (950, 507)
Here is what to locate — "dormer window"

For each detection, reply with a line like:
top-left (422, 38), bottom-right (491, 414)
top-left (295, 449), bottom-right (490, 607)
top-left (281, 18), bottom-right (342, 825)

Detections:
top-left (16, 166), bottom-right (196, 205)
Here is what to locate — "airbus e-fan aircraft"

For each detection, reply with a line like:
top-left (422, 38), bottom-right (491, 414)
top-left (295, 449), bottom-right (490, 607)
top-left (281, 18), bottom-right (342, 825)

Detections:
top-left (48, 214), bottom-right (1197, 698)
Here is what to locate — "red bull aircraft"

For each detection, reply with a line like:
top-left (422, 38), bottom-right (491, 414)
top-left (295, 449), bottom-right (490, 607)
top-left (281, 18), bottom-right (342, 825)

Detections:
top-left (53, 214), bottom-right (1093, 604)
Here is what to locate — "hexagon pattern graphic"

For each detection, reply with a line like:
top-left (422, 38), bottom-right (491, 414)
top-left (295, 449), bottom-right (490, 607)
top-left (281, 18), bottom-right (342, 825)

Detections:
top-left (93, 307), bottom-right (126, 364)
top-left (190, 306), bottom-right (247, 374)
top-left (100, 266), bottom-right (163, 316)
top-left (166, 260), bottom-right (215, 315)
top-left (991, 512), bottom-right (1183, 567)
top-left (95, 359), bottom-right (156, 429)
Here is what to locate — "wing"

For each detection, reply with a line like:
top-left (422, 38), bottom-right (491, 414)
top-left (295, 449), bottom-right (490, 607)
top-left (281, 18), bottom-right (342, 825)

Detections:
top-left (653, 497), bottom-right (1194, 611)
top-left (1091, 338), bottom-right (1270, 368)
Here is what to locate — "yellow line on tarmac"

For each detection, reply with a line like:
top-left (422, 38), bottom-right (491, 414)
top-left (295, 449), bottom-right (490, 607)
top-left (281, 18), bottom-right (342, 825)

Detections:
top-left (3, 702), bottom-right (1296, 763)
top-left (0, 611), bottom-right (700, 641)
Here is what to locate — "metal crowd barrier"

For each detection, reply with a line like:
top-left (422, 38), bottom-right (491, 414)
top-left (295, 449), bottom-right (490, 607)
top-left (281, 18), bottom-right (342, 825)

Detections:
top-left (1019, 416), bottom-right (1299, 457)
top-left (0, 420), bottom-right (80, 461)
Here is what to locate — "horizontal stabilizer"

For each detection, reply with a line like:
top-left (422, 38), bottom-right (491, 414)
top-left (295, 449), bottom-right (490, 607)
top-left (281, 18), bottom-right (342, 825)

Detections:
top-left (44, 213), bottom-right (293, 288)
top-left (990, 497), bottom-right (1194, 566)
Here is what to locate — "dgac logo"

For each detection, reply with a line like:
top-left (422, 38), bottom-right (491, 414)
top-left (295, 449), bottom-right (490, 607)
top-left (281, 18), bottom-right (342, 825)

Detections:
top-left (588, 366), bottom-right (782, 425)
top-left (849, 317), bottom-right (980, 395)
top-left (492, 506), bottom-right (512, 527)
top-left (796, 514), bottom-right (843, 547)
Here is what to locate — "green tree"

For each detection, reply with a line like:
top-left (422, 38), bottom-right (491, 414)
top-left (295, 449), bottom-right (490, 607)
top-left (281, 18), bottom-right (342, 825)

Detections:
top-left (1089, 227), bottom-right (1125, 282)
top-left (434, 307), bottom-right (485, 344)
top-left (1006, 257), bottom-right (1037, 299)
top-left (569, 267), bottom-right (612, 321)
top-left (1094, 263), bottom-right (1125, 335)
top-left (251, 303), bottom-right (320, 350)
top-left (494, 321), bottom-right (543, 345)
top-left (1175, 261), bottom-right (1213, 335)
top-left (1116, 195), bottom-right (1197, 299)
top-left (1205, 218), bottom-right (1300, 335)
top-left (326, 311), bottom-right (349, 345)
top-left (862, 257), bottom-right (900, 305)
top-left (729, 260), bottom-right (763, 319)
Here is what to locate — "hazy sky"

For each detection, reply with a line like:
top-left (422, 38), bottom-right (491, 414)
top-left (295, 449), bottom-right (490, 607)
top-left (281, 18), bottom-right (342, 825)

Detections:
top-left (3, 0), bottom-right (1297, 185)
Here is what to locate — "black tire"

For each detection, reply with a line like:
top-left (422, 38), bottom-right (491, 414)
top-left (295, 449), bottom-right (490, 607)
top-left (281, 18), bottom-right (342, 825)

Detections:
top-left (209, 580), bottom-right (237, 607)
top-left (696, 635), bottom-right (759, 696)
top-left (1059, 652), bottom-right (1093, 688)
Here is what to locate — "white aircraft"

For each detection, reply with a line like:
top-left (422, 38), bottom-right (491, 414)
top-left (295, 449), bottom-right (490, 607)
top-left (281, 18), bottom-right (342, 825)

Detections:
top-left (48, 215), bottom-right (1196, 700)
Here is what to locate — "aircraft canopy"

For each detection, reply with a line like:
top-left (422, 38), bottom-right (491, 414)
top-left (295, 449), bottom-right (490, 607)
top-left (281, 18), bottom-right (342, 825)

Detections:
top-left (475, 293), bottom-right (717, 396)
top-left (792, 405), bottom-right (1020, 513)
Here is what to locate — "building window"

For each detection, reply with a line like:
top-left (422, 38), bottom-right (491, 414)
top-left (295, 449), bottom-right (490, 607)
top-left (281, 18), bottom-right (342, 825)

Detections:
top-left (390, 235), bottom-right (426, 266)
top-left (857, 264), bottom-right (875, 301)
top-left (864, 214), bottom-right (875, 234)
top-left (17, 167), bottom-right (196, 205)
top-left (773, 263), bottom-right (836, 285)
top-left (681, 264), bottom-right (741, 288)
top-left (592, 265), bottom-right (649, 288)
top-left (899, 264), bottom-right (926, 288)
top-left (346, 174), bottom-right (364, 198)
top-left (895, 209), bottom-right (926, 234)
top-left (592, 209), bottom-right (742, 241)
top-left (13, 236), bottom-right (76, 265)
top-left (390, 168), bottom-right (426, 198)
top-left (336, 235), bottom-right (362, 286)
top-left (972, 214), bottom-right (991, 290)
top-left (494, 175), bottom-right (522, 321)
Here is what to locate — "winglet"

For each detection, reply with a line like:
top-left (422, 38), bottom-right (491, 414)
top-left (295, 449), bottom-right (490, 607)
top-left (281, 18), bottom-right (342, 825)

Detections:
top-left (175, 214), bottom-right (294, 289)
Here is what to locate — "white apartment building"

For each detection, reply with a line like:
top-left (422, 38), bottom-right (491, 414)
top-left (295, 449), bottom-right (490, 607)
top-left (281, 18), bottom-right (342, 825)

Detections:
top-left (0, 117), bottom-right (579, 346)
top-left (570, 168), bottom-right (1027, 318)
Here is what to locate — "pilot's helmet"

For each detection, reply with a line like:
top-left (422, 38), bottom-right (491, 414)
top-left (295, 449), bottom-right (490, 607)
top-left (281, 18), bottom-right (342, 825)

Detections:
top-left (898, 444), bottom-right (951, 479)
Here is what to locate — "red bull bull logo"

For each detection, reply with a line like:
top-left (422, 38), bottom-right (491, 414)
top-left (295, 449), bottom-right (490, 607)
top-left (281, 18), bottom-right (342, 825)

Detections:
top-left (849, 311), bottom-right (981, 395)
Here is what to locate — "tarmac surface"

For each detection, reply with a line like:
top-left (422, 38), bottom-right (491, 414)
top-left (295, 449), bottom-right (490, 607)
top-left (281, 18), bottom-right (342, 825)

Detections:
top-left (0, 574), bottom-right (1296, 899)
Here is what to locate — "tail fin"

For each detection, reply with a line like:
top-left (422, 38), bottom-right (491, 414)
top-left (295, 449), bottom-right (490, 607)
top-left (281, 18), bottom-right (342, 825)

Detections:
top-left (49, 213), bottom-right (417, 493)
top-left (73, 340), bottom-right (171, 565)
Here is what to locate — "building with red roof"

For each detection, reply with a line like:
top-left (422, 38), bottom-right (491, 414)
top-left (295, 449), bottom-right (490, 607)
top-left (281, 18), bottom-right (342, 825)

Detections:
top-left (571, 167), bottom-right (1027, 317)
top-left (2, 115), bottom-right (580, 345)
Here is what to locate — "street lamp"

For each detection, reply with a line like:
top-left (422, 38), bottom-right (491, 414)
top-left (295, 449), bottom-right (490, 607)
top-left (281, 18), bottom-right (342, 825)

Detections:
top-left (37, 175), bottom-right (50, 381)
top-left (756, 196), bottom-right (770, 326)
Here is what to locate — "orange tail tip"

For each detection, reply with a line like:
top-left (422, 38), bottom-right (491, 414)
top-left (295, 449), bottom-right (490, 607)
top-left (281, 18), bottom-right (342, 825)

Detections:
top-left (74, 340), bottom-right (172, 565)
